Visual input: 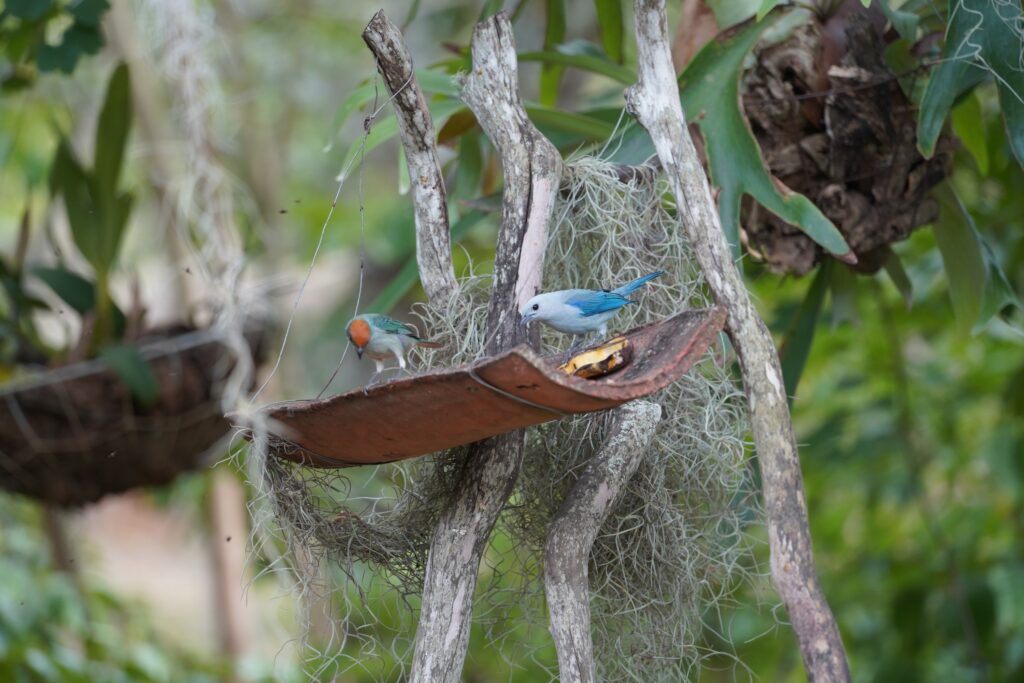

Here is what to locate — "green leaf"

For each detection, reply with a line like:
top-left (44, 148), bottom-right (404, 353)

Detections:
top-left (99, 345), bottom-right (158, 406)
top-left (540, 0), bottom-right (567, 106)
top-left (36, 24), bottom-right (103, 74)
top-left (883, 248), bottom-right (914, 309)
top-left (32, 266), bottom-right (126, 333)
top-left (518, 50), bottom-right (635, 85)
top-left (6, 0), bottom-right (53, 21)
top-left (780, 261), bottom-right (831, 400)
top-left (477, 0), bottom-right (505, 22)
top-left (32, 266), bottom-right (96, 314)
top-left (94, 62), bottom-right (132, 197)
top-left (952, 91), bottom-right (989, 175)
top-left (51, 140), bottom-right (103, 268)
top-left (68, 0), bottom-right (111, 26)
top-left (525, 105), bottom-right (616, 142)
top-left (918, 0), bottom-right (1024, 167)
top-left (367, 209), bottom-right (488, 313)
top-left (877, 0), bottom-right (920, 40)
top-left (934, 184), bottom-right (1022, 333)
top-left (830, 263), bottom-right (859, 328)
top-left (678, 15), bottom-right (852, 259)
top-left (594, 0), bottom-right (624, 63)
top-left (756, 0), bottom-right (782, 22)
top-left (336, 99), bottom-right (466, 182)
top-left (397, 146), bottom-right (410, 195)
top-left (454, 132), bottom-right (483, 201)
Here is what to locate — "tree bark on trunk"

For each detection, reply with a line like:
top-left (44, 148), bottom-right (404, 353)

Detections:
top-left (544, 402), bottom-right (662, 683)
top-left (624, 1), bottom-right (851, 680)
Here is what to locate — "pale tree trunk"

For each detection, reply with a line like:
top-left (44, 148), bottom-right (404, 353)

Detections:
top-left (624, 1), bottom-right (851, 680)
top-left (544, 402), bottom-right (662, 683)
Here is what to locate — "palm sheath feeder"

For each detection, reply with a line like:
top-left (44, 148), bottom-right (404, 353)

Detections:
top-left (252, 307), bottom-right (725, 468)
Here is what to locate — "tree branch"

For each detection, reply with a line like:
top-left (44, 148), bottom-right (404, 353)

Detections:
top-left (624, 1), bottom-right (851, 681)
top-left (362, 11), bottom-right (457, 304)
top-left (544, 401), bottom-right (662, 683)
top-left (409, 12), bottom-right (563, 683)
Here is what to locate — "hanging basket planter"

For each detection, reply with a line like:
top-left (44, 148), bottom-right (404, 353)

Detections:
top-left (0, 325), bottom-right (263, 507)
top-left (254, 306), bottom-right (726, 468)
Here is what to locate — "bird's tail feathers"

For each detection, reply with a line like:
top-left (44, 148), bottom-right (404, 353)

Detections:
top-left (613, 270), bottom-right (664, 295)
top-left (416, 340), bottom-right (445, 349)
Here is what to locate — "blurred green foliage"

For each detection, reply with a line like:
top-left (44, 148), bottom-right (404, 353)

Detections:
top-left (0, 497), bottom-right (231, 682)
top-left (1, 0), bottom-right (110, 91)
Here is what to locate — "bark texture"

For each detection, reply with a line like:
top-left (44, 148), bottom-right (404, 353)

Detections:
top-left (407, 12), bottom-right (562, 683)
top-left (544, 402), bottom-right (662, 683)
top-left (624, 1), bottom-right (851, 680)
top-left (363, 11), bottom-right (457, 303)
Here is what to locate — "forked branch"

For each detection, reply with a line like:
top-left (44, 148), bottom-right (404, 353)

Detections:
top-left (404, 12), bottom-right (562, 683)
top-left (624, 0), bottom-right (851, 680)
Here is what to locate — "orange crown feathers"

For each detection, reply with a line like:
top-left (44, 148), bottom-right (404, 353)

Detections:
top-left (346, 318), bottom-right (371, 348)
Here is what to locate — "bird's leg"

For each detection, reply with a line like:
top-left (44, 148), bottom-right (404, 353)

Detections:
top-left (562, 335), bottom-right (582, 365)
top-left (364, 359), bottom-right (387, 394)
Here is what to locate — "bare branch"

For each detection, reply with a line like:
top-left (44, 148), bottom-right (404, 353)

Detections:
top-left (624, 1), bottom-right (851, 680)
top-left (363, 11), bottom-right (457, 304)
top-left (409, 12), bottom-right (562, 683)
top-left (545, 402), bottom-right (662, 683)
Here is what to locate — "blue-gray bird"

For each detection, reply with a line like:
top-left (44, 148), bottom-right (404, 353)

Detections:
top-left (519, 271), bottom-right (663, 349)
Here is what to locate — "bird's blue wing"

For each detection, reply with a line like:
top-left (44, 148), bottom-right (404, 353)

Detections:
top-left (367, 314), bottom-right (420, 338)
top-left (565, 290), bottom-right (632, 317)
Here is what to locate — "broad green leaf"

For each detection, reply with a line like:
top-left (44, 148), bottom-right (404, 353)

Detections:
top-left (32, 266), bottom-right (126, 332)
top-left (861, 0), bottom-right (872, 7)
top-left (934, 184), bottom-right (1022, 333)
top-left (677, 16), bottom-right (852, 259)
top-left (518, 50), bottom-right (635, 84)
top-left (756, 0), bottom-right (782, 21)
top-left (36, 24), bottom-right (103, 74)
top-left (51, 140), bottom-right (103, 269)
top-left (68, 0), bottom-right (111, 26)
top-left (94, 62), bottom-right (132, 197)
top-left (952, 91), bottom-right (989, 174)
top-left (6, 0), bottom-right (53, 21)
top-left (367, 209), bottom-right (488, 313)
top-left (780, 261), bottom-right (831, 400)
top-left (454, 132), bottom-right (483, 201)
top-left (540, 0), bottom-right (567, 106)
top-left (883, 248), bottom-right (914, 309)
top-left (918, 0), bottom-right (1024, 166)
top-left (830, 263), bottom-right (859, 328)
top-left (32, 266), bottom-right (96, 314)
top-left (525, 106), bottom-right (616, 142)
top-left (594, 0), bottom-right (624, 63)
top-left (99, 345), bottom-right (158, 406)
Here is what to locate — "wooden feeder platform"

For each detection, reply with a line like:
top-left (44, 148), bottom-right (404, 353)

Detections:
top-left (255, 307), bottom-right (726, 468)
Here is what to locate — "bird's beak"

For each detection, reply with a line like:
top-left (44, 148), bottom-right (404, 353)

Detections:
top-left (355, 347), bottom-right (363, 359)
top-left (519, 312), bottom-right (532, 327)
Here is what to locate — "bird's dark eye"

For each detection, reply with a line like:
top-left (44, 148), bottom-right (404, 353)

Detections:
top-left (532, 303), bottom-right (539, 311)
